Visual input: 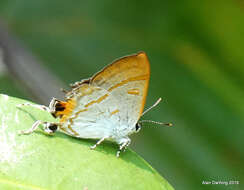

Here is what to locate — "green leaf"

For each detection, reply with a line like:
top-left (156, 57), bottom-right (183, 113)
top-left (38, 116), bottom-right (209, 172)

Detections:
top-left (0, 94), bottom-right (174, 190)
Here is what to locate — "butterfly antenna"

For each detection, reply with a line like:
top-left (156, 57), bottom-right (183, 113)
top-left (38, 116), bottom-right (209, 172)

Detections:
top-left (139, 120), bottom-right (173, 127)
top-left (141, 97), bottom-right (162, 117)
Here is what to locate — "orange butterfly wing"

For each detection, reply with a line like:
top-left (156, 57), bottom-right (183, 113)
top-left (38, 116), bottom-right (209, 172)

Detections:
top-left (59, 52), bottom-right (150, 137)
top-left (91, 52), bottom-right (150, 118)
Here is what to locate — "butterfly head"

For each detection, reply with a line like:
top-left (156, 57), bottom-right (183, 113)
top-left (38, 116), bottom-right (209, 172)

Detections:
top-left (135, 122), bottom-right (142, 133)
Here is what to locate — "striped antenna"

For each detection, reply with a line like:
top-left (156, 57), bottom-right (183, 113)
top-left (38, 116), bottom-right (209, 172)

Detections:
top-left (141, 97), bottom-right (162, 117)
top-left (139, 120), bottom-right (173, 127)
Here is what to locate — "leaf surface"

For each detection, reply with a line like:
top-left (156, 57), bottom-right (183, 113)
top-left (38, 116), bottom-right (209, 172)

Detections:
top-left (0, 94), bottom-right (174, 190)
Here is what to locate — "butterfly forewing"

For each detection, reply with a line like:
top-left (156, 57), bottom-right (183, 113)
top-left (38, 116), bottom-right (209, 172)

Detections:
top-left (62, 52), bottom-right (150, 139)
top-left (91, 52), bottom-right (150, 122)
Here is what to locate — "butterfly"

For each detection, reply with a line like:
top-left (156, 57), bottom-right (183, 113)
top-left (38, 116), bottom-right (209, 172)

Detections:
top-left (18, 52), bottom-right (172, 157)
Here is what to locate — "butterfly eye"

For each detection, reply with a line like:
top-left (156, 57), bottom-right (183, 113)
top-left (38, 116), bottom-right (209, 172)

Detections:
top-left (135, 123), bottom-right (141, 132)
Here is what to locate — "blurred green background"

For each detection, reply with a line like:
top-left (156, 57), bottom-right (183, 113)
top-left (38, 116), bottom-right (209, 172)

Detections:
top-left (0, 1), bottom-right (243, 189)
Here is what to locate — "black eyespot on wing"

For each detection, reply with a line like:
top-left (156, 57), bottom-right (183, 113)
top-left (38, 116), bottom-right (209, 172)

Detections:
top-left (55, 103), bottom-right (65, 111)
top-left (49, 124), bottom-right (58, 133)
top-left (51, 113), bottom-right (57, 118)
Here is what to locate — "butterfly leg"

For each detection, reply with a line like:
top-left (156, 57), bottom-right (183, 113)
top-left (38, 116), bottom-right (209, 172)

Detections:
top-left (19, 121), bottom-right (59, 135)
top-left (90, 137), bottom-right (107, 150)
top-left (116, 138), bottom-right (131, 157)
